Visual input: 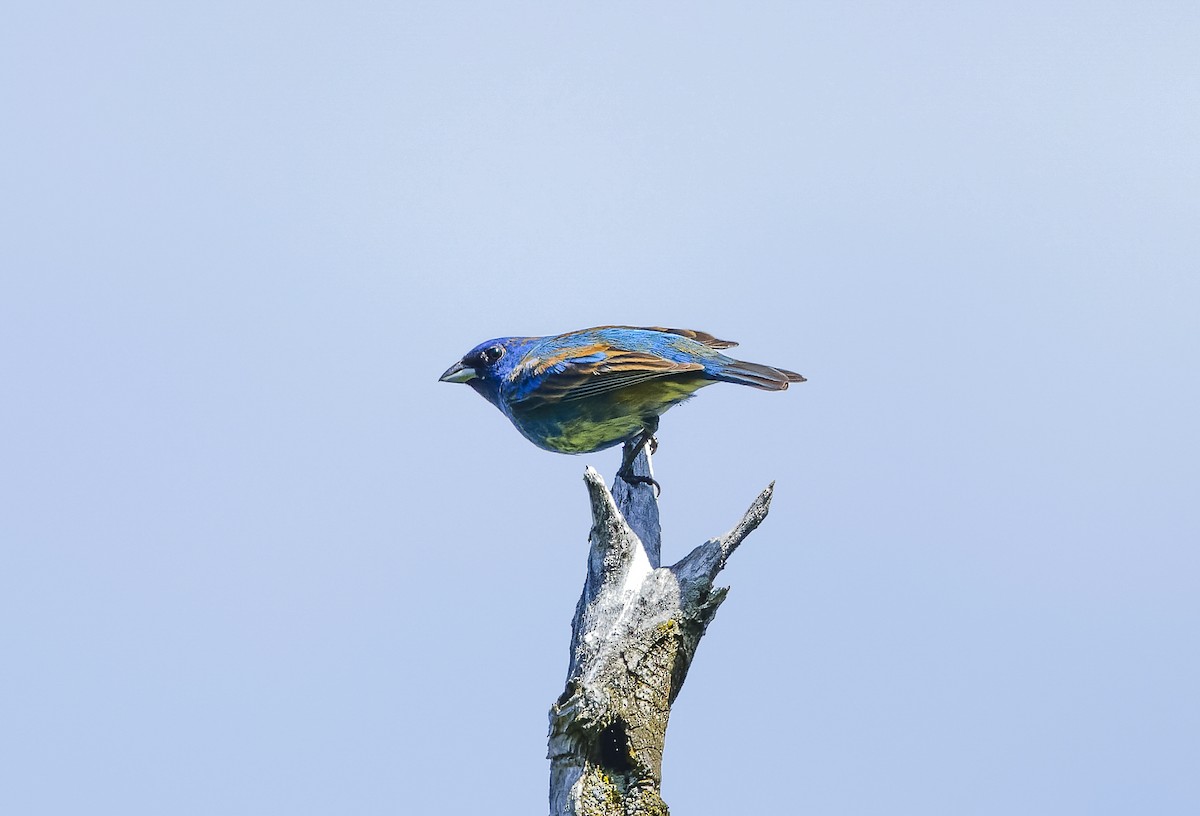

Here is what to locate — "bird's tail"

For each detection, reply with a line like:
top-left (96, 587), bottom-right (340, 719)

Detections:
top-left (715, 359), bottom-right (807, 391)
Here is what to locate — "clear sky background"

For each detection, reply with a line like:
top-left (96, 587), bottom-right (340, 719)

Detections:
top-left (3, 2), bottom-right (1198, 814)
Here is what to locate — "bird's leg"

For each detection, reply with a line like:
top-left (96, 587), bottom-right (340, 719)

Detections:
top-left (617, 435), bottom-right (660, 495)
top-left (617, 416), bottom-right (661, 495)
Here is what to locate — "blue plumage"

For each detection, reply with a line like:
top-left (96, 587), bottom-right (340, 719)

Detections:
top-left (439, 325), bottom-right (804, 486)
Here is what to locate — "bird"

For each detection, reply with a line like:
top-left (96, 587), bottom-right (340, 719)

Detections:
top-left (438, 325), bottom-right (805, 491)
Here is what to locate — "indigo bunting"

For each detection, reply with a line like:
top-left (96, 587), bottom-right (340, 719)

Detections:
top-left (439, 325), bottom-right (805, 489)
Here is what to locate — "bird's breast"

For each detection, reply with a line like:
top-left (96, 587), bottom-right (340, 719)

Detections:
top-left (505, 376), bottom-right (712, 454)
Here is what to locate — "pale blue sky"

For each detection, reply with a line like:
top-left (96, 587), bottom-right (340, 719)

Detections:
top-left (2, 2), bottom-right (1198, 814)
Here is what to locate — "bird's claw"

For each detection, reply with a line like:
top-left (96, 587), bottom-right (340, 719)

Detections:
top-left (618, 420), bottom-right (661, 495)
top-left (617, 467), bottom-right (662, 497)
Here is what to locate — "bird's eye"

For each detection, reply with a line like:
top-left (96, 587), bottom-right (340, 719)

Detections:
top-left (480, 345), bottom-right (505, 365)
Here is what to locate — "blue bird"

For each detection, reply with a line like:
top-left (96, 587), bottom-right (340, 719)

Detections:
top-left (439, 325), bottom-right (805, 490)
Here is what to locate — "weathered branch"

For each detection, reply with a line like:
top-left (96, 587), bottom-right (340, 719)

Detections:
top-left (549, 446), bottom-right (775, 815)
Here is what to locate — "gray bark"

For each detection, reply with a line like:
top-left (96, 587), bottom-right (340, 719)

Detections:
top-left (548, 446), bottom-right (775, 815)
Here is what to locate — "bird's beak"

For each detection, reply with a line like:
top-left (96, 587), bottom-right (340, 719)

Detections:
top-left (439, 360), bottom-right (477, 383)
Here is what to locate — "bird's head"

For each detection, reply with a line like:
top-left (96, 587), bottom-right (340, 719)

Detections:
top-left (438, 336), bottom-right (533, 407)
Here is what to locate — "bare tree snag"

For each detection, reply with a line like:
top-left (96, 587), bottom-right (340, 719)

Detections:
top-left (548, 446), bottom-right (775, 815)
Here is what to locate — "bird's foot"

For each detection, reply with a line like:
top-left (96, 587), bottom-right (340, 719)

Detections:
top-left (617, 465), bottom-right (661, 496)
top-left (618, 419), bottom-right (662, 495)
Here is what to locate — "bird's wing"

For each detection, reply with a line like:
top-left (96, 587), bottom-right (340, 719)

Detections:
top-left (508, 342), bottom-right (705, 406)
top-left (585, 325), bottom-right (739, 350)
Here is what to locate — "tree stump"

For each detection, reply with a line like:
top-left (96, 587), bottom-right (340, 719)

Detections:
top-left (548, 446), bottom-right (775, 815)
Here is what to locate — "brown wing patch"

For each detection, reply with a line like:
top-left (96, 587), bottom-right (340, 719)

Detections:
top-left (512, 346), bottom-right (705, 406)
top-left (527, 342), bottom-right (610, 376)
